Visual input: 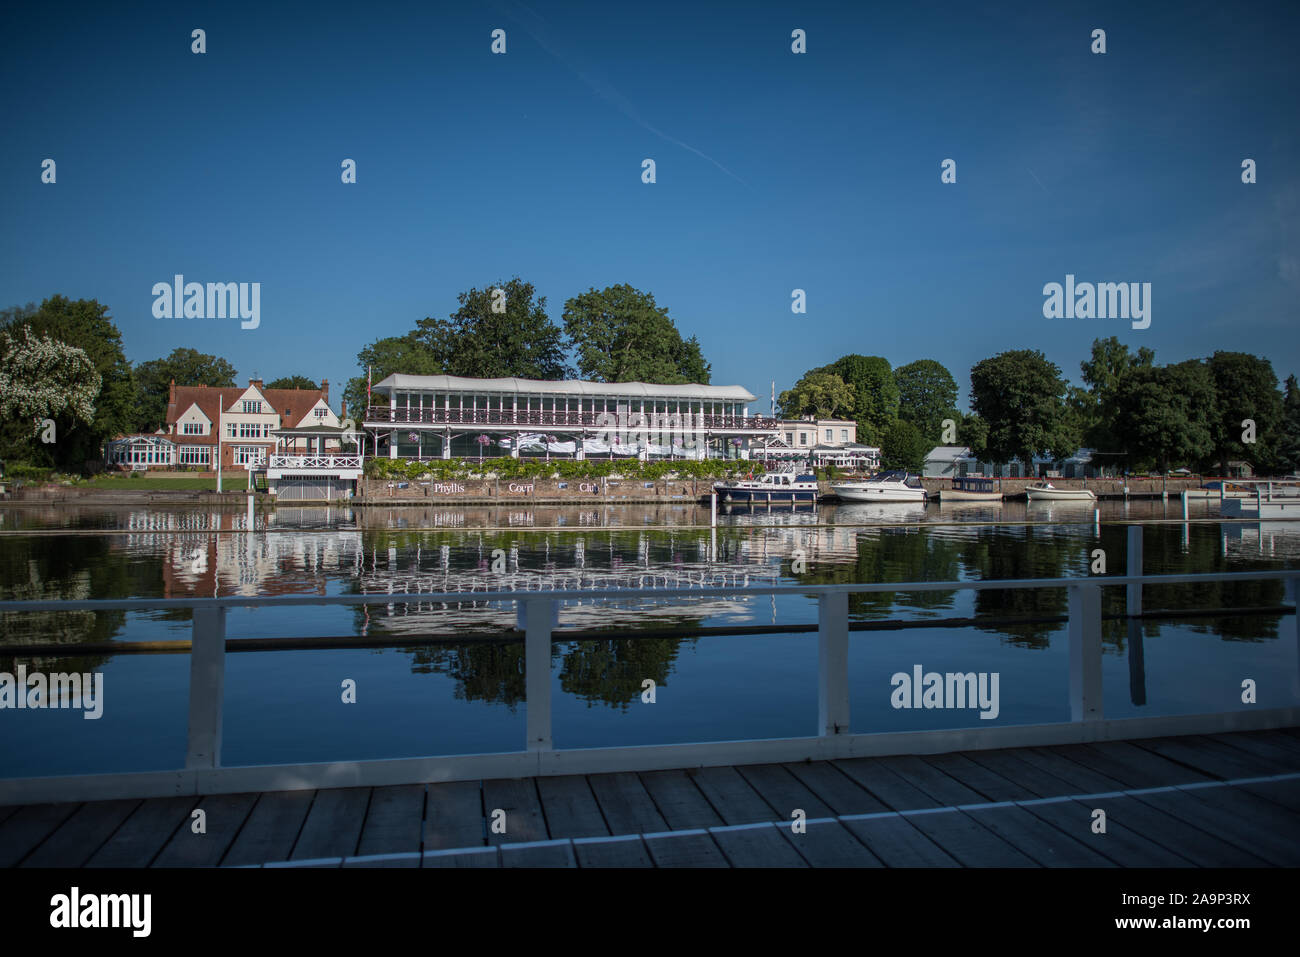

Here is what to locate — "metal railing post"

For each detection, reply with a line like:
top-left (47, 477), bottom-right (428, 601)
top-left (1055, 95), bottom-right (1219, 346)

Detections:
top-left (817, 592), bottom-right (850, 736)
top-left (1068, 582), bottom-right (1103, 722)
top-left (186, 605), bottom-right (227, 769)
top-left (524, 599), bottom-right (553, 752)
top-left (1126, 525), bottom-right (1142, 617)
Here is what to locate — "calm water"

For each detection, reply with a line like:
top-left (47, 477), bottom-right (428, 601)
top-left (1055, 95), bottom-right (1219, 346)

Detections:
top-left (1, 499), bottom-right (1297, 778)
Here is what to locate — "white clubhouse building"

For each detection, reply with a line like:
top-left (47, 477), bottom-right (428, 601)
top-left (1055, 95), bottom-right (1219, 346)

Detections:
top-left (363, 374), bottom-right (778, 459)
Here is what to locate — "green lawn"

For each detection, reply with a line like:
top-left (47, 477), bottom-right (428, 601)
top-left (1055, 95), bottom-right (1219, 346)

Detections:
top-left (82, 476), bottom-right (233, 490)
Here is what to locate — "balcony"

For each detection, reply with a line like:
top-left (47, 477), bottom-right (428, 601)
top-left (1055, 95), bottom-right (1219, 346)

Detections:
top-left (364, 406), bottom-right (779, 432)
top-left (266, 454), bottom-right (363, 478)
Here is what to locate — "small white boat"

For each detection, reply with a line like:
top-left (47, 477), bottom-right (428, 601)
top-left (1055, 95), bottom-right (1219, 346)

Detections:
top-left (832, 471), bottom-right (927, 504)
top-left (1025, 482), bottom-right (1096, 502)
top-left (939, 476), bottom-right (1002, 503)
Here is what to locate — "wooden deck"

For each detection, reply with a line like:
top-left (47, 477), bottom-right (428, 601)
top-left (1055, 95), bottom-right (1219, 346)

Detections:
top-left (3, 729), bottom-right (1299, 868)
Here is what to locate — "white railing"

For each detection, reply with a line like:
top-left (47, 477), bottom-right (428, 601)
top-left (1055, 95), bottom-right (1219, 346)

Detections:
top-left (267, 455), bottom-right (362, 470)
top-left (0, 528), bottom-right (1297, 804)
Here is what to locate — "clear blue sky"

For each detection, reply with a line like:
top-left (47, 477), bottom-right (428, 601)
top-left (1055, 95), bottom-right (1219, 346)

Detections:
top-left (2, 0), bottom-right (1297, 413)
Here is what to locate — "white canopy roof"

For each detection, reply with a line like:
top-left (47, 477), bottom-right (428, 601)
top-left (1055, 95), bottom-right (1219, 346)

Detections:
top-left (374, 374), bottom-right (756, 402)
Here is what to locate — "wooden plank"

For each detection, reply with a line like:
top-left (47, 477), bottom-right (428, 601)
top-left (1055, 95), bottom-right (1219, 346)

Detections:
top-left (922, 753), bottom-right (1038, 802)
top-left (734, 764), bottom-right (834, 820)
top-left (686, 766), bottom-right (776, 824)
top-left (1204, 731), bottom-right (1300, 764)
top-left (19, 800), bottom-right (138, 868)
top-left (1052, 742), bottom-right (1206, 789)
top-left (153, 792), bottom-right (258, 867)
top-left (85, 797), bottom-right (197, 868)
top-left (1129, 788), bottom-right (1300, 866)
top-left (483, 778), bottom-right (548, 845)
top-left (1186, 734), bottom-right (1300, 773)
top-left (839, 814), bottom-right (959, 867)
top-left (875, 755), bottom-right (986, 806)
top-left (963, 748), bottom-right (1085, 799)
top-left (1017, 746), bottom-right (1127, 793)
top-left (782, 761), bottom-right (889, 815)
top-left (778, 819), bottom-right (884, 867)
top-left (423, 848), bottom-right (499, 868)
top-left (1094, 795), bottom-right (1271, 866)
top-left (960, 805), bottom-right (1116, 867)
top-left (221, 790), bottom-right (315, 866)
top-left (0, 803), bottom-right (81, 867)
top-left (291, 787), bottom-right (370, 860)
top-left (1020, 799), bottom-right (1196, 867)
top-left (643, 832), bottom-right (728, 867)
top-left (1124, 736), bottom-right (1268, 780)
top-left (343, 853), bottom-right (420, 868)
top-left (1180, 779), bottom-right (1300, 842)
top-left (1239, 779), bottom-right (1300, 813)
top-left (711, 824), bottom-right (807, 867)
top-left (424, 781), bottom-right (484, 850)
top-left (0, 805), bottom-right (19, 827)
top-left (638, 770), bottom-right (723, 829)
top-left (357, 785), bottom-right (425, 857)
top-left (587, 772), bottom-right (667, 834)
top-left (573, 837), bottom-right (653, 867)
top-left (501, 842), bottom-right (576, 867)
top-left (902, 809), bottom-right (1038, 867)
top-left (536, 775), bottom-right (609, 839)
top-left (832, 757), bottom-right (942, 810)
top-left (1251, 730), bottom-right (1300, 756)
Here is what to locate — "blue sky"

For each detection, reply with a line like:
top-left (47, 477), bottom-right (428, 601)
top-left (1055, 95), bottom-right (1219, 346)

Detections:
top-left (2, 0), bottom-right (1297, 414)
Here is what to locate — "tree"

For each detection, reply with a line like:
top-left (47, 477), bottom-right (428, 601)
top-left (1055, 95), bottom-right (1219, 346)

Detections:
top-left (959, 412), bottom-right (989, 459)
top-left (1206, 352), bottom-right (1285, 475)
top-left (266, 375), bottom-right (318, 391)
top-left (778, 371), bottom-right (854, 420)
top-left (343, 333), bottom-right (444, 417)
top-left (969, 350), bottom-right (1076, 472)
top-left (0, 328), bottom-right (101, 464)
top-left (562, 284), bottom-right (710, 383)
top-left (821, 355), bottom-right (898, 443)
top-left (1112, 361), bottom-right (1217, 473)
top-left (418, 278), bottom-right (570, 380)
top-left (880, 419), bottom-right (929, 472)
top-left (2, 296), bottom-right (133, 470)
top-left (1077, 336), bottom-right (1154, 451)
top-left (894, 359), bottom-right (959, 442)
top-left (1279, 374), bottom-right (1300, 474)
top-left (132, 348), bottom-right (238, 433)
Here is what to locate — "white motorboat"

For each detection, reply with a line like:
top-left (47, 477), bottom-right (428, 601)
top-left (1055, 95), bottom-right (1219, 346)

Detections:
top-left (1024, 482), bottom-right (1096, 502)
top-left (939, 476), bottom-right (1002, 503)
top-left (713, 470), bottom-right (819, 503)
top-left (832, 471), bottom-right (927, 504)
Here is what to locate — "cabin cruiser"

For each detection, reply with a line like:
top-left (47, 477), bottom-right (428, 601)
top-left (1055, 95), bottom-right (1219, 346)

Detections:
top-left (939, 476), bottom-right (1002, 503)
top-left (713, 470), bottom-right (819, 503)
top-left (1024, 482), bottom-right (1096, 501)
top-left (831, 471), bottom-right (927, 504)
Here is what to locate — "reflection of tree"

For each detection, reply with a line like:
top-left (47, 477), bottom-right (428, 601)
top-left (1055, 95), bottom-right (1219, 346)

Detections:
top-left (960, 526), bottom-right (1082, 648)
top-left (407, 642), bottom-right (528, 709)
top-left (0, 533), bottom-right (156, 666)
top-left (557, 638), bottom-right (690, 709)
top-left (796, 528), bottom-right (963, 617)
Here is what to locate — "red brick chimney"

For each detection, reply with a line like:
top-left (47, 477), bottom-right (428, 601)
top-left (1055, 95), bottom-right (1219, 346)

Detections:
top-left (322, 378), bottom-right (329, 401)
top-left (340, 398), bottom-right (348, 418)
top-left (169, 378), bottom-right (176, 406)
top-left (250, 378), bottom-right (263, 390)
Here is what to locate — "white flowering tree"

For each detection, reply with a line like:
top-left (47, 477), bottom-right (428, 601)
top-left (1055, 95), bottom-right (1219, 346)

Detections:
top-left (0, 326), bottom-right (101, 436)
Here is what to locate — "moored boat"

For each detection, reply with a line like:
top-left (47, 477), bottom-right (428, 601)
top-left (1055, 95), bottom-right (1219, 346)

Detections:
top-left (1024, 482), bottom-right (1096, 502)
top-left (713, 470), bottom-right (819, 503)
top-left (832, 471), bottom-right (927, 504)
top-left (939, 476), bottom-right (1002, 503)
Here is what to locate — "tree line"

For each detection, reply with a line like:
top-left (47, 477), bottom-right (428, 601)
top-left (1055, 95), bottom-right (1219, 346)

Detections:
top-left (780, 339), bottom-right (1300, 475)
top-left (0, 297), bottom-right (322, 471)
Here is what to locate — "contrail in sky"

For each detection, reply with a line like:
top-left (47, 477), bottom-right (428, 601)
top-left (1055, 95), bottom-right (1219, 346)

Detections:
top-left (490, 0), bottom-right (748, 186)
